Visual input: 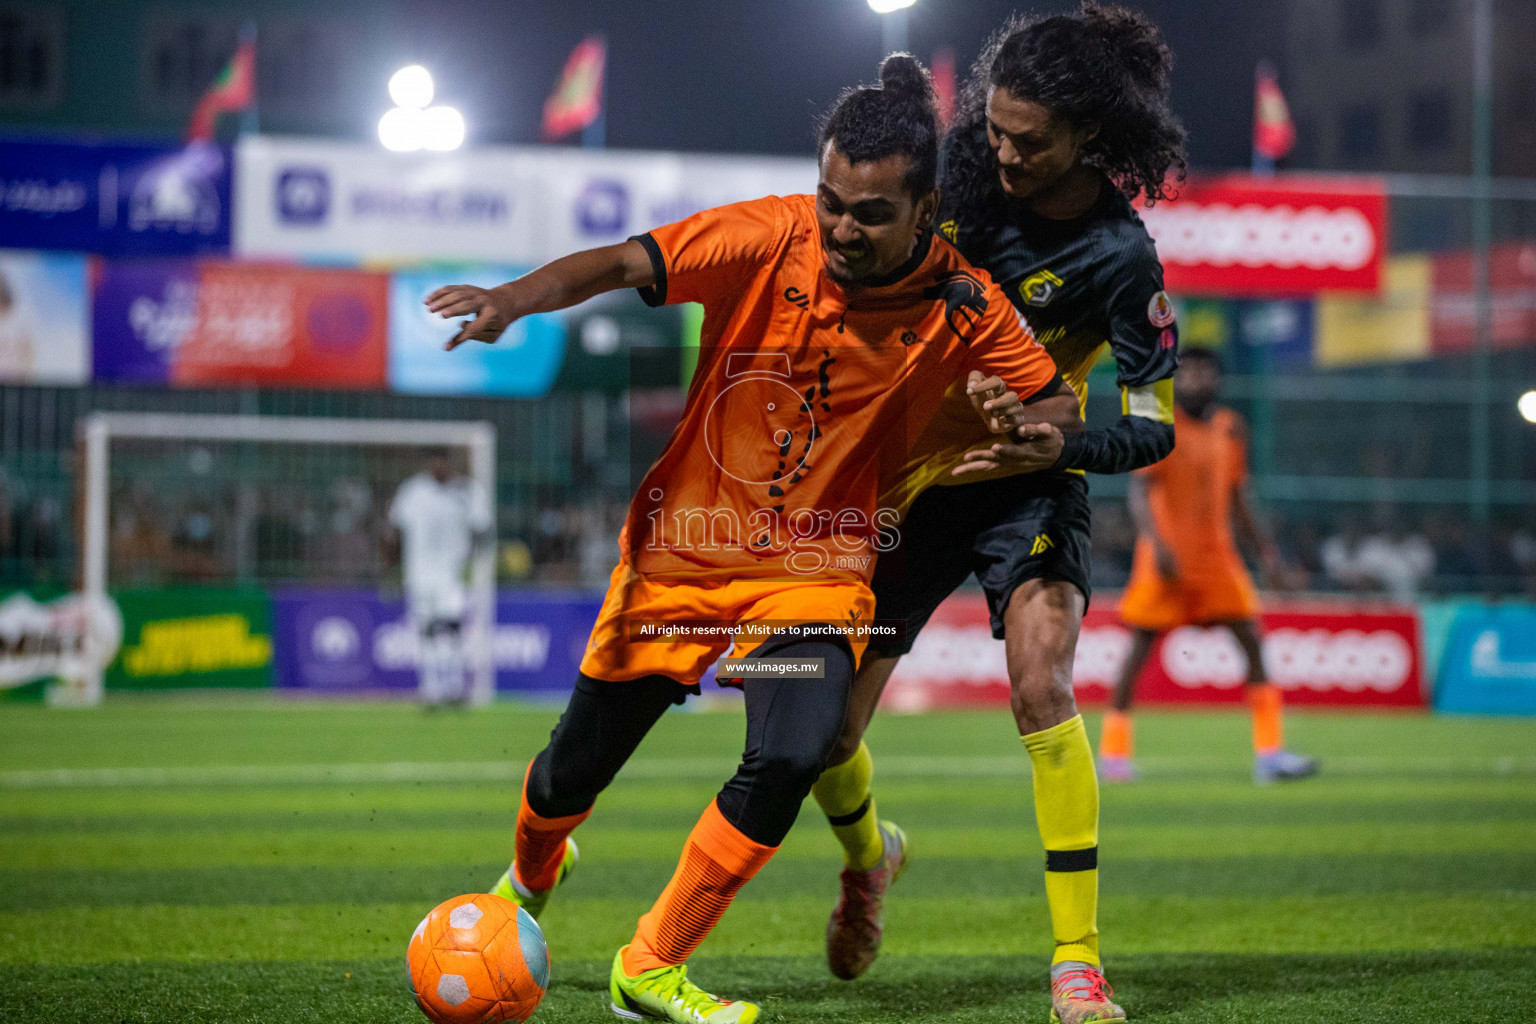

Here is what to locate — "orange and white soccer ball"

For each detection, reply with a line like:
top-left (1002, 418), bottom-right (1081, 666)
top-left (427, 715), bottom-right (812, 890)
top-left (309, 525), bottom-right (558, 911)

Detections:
top-left (407, 893), bottom-right (549, 1024)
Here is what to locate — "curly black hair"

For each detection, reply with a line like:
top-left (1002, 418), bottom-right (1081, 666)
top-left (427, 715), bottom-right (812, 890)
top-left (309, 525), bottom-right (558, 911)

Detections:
top-left (818, 53), bottom-right (941, 198)
top-left (944, 2), bottom-right (1187, 212)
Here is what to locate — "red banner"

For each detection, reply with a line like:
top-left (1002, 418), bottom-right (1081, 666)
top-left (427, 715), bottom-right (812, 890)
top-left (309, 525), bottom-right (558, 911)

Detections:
top-left (1138, 175), bottom-right (1387, 296)
top-left (883, 593), bottom-right (1425, 711)
top-left (172, 263), bottom-right (388, 388)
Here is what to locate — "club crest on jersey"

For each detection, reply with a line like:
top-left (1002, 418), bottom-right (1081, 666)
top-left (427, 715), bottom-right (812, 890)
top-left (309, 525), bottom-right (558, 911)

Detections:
top-left (1147, 290), bottom-right (1176, 328)
top-left (938, 219), bottom-right (958, 242)
top-left (922, 270), bottom-right (988, 341)
top-left (1019, 269), bottom-right (1063, 308)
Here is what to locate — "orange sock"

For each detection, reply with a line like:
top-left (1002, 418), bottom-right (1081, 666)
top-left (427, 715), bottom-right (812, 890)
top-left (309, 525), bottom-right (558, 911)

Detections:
top-left (513, 762), bottom-right (591, 892)
top-left (1249, 684), bottom-right (1284, 755)
top-left (623, 800), bottom-right (777, 974)
top-left (1100, 710), bottom-right (1134, 758)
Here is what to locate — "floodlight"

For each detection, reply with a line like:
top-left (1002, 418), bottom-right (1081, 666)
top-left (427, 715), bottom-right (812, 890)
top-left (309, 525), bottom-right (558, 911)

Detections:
top-left (421, 106), bottom-right (466, 151)
top-left (868, 0), bottom-right (917, 12)
top-left (1519, 391), bottom-right (1536, 424)
top-left (378, 107), bottom-right (425, 151)
top-left (389, 65), bottom-right (434, 109)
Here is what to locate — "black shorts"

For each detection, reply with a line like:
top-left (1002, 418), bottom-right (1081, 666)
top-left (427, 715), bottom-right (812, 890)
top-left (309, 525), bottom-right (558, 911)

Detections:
top-left (869, 470), bottom-right (1092, 657)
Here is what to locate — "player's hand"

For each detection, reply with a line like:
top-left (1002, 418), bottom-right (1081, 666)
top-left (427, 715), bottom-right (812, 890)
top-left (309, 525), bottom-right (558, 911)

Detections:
top-left (1154, 542), bottom-right (1180, 581)
top-left (425, 284), bottom-right (517, 350)
top-left (951, 422), bottom-right (1064, 476)
top-left (966, 371), bottom-right (1026, 434)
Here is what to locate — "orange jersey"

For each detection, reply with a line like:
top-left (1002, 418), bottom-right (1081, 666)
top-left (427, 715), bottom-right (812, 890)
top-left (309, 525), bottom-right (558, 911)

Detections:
top-left (625, 194), bottom-right (1060, 585)
top-left (1138, 405), bottom-right (1248, 575)
top-left (1119, 405), bottom-right (1256, 629)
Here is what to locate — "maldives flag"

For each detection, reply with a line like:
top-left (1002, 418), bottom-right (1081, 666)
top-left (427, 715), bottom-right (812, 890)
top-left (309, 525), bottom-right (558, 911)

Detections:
top-left (187, 28), bottom-right (256, 142)
top-left (543, 35), bottom-right (606, 141)
top-left (1253, 61), bottom-right (1295, 161)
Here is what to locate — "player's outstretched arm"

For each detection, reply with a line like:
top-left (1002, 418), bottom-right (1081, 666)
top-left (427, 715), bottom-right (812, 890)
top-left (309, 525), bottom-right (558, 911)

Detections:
top-left (1129, 472), bottom-right (1179, 580)
top-left (425, 239), bottom-right (656, 350)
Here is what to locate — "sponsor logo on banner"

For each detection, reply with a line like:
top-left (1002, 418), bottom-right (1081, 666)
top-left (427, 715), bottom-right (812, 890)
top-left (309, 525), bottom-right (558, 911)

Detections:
top-left (576, 179), bottom-right (630, 235)
top-left (1138, 175), bottom-right (1386, 295)
top-left (0, 592), bottom-right (123, 689)
top-left (271, 589), bottom-right (601, 694)
top-left (276, 167), bottom-right (331, 224)
top-left (0, 138), bottom-right (231, 255)
top-left (882, 594), bottom-right (1424, 709)
top-left (0, 249), bottom-right (90, 385)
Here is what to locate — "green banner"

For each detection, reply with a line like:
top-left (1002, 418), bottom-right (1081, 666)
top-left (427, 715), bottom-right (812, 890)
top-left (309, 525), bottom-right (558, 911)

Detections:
top-left (107, 589), bottom-right (273, 690)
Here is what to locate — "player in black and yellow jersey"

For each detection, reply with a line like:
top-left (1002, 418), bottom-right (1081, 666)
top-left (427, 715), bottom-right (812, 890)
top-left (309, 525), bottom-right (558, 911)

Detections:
top-left (810, 7), bottom-right (1187, 1022)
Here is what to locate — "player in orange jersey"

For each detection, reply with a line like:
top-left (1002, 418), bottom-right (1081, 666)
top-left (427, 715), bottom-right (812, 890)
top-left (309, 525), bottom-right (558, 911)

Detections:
top-left (1105, 347), bottom-right (1319, 785)
top-left (426, 55), bottom-right (1079, 1024)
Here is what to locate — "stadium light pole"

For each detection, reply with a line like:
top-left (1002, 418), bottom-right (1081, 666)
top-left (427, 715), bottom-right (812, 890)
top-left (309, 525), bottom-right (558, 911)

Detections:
top-left (868, 0), bottom-right (916, 54)
top-left (1468, 0), bottom-right (1493, 528)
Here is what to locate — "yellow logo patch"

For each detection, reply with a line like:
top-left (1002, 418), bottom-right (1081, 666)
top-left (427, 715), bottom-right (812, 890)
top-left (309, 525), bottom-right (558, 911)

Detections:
top-left (1019, 270), bottom-right (1063, 308)
top-left (938, 219), bottom-right (958, 242)
top-left (1030, 533), bottom-right (1055, 556)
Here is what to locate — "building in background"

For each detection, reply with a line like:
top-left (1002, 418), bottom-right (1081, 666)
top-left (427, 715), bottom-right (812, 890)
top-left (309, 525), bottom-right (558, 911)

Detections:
top-left (1284, 0), bottom-right (1536, 175)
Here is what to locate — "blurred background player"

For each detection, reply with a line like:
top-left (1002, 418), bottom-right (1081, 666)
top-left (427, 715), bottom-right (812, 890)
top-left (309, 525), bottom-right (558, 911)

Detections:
top-left (1102, 347), bottom-right (1320, 784)
top-left (385, 448), bottom-right (492, 708)
top-left (809, 7), bottom-right (1185, 1020)
top-left (427, 55), bottom-right (1075, 1024)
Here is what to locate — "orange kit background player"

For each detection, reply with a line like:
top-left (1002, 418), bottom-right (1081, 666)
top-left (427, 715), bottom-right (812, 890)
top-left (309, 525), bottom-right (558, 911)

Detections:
top-left (1103, 347), bottom-right (1320, 785)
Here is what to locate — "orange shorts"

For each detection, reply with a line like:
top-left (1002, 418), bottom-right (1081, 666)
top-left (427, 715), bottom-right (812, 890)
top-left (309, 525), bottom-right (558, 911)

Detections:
top-left (579, 562), bottom-right (876, 685)
top-left (1118, 548), bottom-right (1259, 633)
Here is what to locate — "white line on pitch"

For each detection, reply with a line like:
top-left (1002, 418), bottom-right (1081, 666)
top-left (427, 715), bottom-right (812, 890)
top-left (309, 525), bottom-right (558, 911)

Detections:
top-left (2, 754), bottom-right (1535, 789)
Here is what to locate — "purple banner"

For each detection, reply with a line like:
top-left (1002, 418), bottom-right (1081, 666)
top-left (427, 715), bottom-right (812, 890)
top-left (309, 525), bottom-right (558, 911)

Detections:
top-left (271, 589), bottom-right (601, 695)
top-left (91, 259), bottom-right (199, 384)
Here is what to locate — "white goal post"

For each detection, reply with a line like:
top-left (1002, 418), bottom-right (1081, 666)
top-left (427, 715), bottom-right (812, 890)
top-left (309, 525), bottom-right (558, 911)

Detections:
top-left (71, 412), bottom-right (498, 707)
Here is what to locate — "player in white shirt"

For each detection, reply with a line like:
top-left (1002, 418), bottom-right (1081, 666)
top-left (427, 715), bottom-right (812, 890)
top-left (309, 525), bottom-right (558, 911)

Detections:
top-left (387, 449), bottom-right (493, 707)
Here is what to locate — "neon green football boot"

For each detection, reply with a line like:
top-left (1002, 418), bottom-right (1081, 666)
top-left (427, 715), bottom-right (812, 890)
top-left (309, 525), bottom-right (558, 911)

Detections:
top-left (489, 836), bottom-right (578, 920)
top-left (609, 945), bottom-right (759, 1023)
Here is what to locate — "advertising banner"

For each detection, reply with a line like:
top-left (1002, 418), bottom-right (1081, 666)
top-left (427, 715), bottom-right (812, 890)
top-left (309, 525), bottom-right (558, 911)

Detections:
top-left (236, 136), bottom-right (545, 263)
top-left (1140, 175), bottom-right (1387, 296)
top-left (271, 589), bottom-right (601, 695)
top-left (235, 136), bottom-right (816, 265)
top-left (0, 591), bottom-right (123, 698)
top-left (389, 267), bottom-right (565, 397)
top-left (1315, 254), bottom-right (1431, 367)
top-left (883, 593), bottom-right (1424, 710)
top-left (0, 139), bottom-right (231, 256)
top-left (106, 588), bottom-right (273, 690)
top-left (1430, 242), bottom-right (1536, 356)
top-left (93, 260), bottom-right (388, 388)
top-left (0, 249), bottom-right (90, 384)
top-left (535, 150), bottom-right (816, 257)
top-left (1435, 605), bottom-right (1536, 715)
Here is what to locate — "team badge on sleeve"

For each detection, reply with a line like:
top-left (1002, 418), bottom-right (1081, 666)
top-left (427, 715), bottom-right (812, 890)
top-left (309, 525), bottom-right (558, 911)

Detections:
top-left (1147, 290), bottom-right (1176, 327)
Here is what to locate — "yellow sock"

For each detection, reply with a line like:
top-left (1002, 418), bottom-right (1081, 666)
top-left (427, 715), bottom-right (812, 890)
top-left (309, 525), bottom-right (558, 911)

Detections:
top-left (811, 741), bottom-right (883, 871)
top-left (1021, 715), bottom-right (1100, 967)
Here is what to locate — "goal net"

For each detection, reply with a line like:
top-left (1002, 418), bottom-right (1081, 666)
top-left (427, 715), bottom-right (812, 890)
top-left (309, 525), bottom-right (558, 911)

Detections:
top-left (70, 412), bottom-right (496, 707)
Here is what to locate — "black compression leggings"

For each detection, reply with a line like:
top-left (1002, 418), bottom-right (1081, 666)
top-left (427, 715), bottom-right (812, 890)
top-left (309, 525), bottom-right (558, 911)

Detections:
top-left (524, 635), bottom-right (855, 847)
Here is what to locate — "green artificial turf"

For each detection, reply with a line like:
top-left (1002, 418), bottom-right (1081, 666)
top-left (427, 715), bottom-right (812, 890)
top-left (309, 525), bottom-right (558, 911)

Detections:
top-left (2, 698), bottom-right (1533, 1022)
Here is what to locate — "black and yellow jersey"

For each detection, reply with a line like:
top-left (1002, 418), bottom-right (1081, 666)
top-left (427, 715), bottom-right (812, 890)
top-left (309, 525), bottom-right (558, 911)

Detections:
top-left (897, 174), bottom-right (1179, 499)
